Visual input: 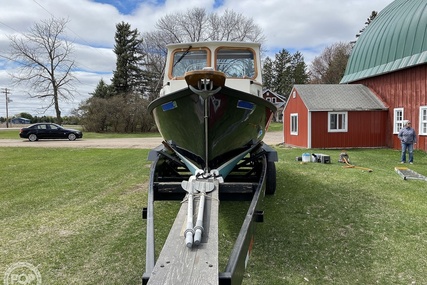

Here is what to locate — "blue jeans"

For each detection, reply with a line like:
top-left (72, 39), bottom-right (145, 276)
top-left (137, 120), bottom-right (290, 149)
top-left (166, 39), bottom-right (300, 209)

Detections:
top-left (401, 142), bottom-right (414, 163)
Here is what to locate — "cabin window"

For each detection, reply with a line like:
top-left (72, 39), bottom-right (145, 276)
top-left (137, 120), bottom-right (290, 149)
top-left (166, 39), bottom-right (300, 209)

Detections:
top-left (420, 106), bottom-right (427, 135)
top-left (171, 49), bottom-right (208, 78)
top-left (328, 112), bottom-right (347, 132)
top-left (291, 113), bottom-right (298, 135)
top-left (216, 48), bottom-right (255, 78)
top-left (393, 108), bottom-right (404, 134)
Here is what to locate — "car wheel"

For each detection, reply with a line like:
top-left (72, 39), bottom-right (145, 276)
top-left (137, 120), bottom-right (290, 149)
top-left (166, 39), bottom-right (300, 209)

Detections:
top-left (28, 134), bottom-right (38, 142)
top-left (68, 133), bottom-right (77, 141)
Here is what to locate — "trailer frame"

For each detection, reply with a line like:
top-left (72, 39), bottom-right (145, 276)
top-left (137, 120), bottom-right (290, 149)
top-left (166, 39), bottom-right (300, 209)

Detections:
top-left (142, 142), bottom-right (277, 285)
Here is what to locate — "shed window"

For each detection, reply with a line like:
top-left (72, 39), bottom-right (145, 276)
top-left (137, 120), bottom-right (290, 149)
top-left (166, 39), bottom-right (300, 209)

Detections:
top-left (393, 108), bottom-right (404, 134)
top-left (420, 106), bottom-right (427, 135)
top-left (291, 113), bottom-right (298, 135)
top-left (328, 112), bottom-right (347, 132)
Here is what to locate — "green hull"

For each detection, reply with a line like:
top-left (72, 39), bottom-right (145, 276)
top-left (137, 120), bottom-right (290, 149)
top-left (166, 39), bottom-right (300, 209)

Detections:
top-left (148, 86), bottom-right (276, 171)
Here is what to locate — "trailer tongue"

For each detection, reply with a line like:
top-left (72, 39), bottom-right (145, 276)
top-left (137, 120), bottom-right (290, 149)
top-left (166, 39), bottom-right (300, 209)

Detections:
top-left (142, 143), bottom-right (277, 285)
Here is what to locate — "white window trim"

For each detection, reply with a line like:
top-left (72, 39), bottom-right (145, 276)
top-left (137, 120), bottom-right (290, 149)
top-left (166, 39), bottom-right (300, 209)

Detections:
top-left (420, 106), bottom-right (427, 135)
top-left (393, 108), bottom-right (404, 134)
top-left (290, 113), bottom-right (298, 135)
top-left (328, 112), bottom-right (348, 132)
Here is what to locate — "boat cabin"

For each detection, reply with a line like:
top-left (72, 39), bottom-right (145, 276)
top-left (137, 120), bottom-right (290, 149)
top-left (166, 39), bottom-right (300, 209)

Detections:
top-left (160, 41), bottom-right (263, 97)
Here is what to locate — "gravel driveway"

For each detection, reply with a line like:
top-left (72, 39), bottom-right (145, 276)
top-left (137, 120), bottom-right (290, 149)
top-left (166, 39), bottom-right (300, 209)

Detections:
top-left (0, 132), bottom-right (283, 149)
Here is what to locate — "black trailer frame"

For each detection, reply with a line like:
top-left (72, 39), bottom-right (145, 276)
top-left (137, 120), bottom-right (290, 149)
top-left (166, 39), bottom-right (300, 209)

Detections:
top-left (142, 142), bottom-right (278, 285)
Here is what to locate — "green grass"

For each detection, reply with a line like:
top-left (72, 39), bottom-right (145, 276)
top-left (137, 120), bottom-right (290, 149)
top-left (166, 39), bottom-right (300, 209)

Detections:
top-left (268, 122), bottom-right (283, 132)
top-left (1, 146), bottom-right (427, 284)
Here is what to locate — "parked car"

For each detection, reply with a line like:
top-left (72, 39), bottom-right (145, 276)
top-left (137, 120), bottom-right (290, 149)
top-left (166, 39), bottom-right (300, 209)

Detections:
top-left (19, 123), bottom-right (83, 141)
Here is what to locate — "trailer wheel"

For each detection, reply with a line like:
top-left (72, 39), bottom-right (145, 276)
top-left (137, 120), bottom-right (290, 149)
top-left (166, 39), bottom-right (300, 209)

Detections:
top-left (265, 161), bottom-right (276, 195)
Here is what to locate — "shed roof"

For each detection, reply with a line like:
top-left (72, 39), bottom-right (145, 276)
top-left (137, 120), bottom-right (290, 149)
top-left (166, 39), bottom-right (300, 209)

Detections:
top-left (341, 0), bottom-right (427, 83)
top-left (293, 84), bottom-right (388, 111)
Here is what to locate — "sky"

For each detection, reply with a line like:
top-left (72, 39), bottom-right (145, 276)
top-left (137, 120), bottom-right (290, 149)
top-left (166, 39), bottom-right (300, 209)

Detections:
top-left (0, 0), bottom-right (394, 118)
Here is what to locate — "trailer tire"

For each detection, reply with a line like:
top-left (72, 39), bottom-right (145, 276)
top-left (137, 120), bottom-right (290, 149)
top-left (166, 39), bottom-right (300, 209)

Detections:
top-left (265, 161), bottom-right (276, 195)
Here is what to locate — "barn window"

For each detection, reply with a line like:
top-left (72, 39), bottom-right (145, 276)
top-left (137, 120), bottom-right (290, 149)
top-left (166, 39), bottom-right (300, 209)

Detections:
top-left (328, 112), bottom-right (347, 132)
top-left (393, 108), bottom-right (404, 134)
top-left (290, 113), bottom-right (298, 135)
top-left (420, 106), bottom-right (427, 135)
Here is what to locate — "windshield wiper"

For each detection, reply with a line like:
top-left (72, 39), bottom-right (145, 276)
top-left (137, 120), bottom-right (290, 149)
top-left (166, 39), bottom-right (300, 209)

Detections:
top-left (173, 45), bottom-right (192, 67)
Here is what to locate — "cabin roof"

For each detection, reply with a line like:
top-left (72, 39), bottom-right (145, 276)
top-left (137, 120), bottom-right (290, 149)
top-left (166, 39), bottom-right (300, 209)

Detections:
top-left (166, 41), bottom-right (261, 50)
top-left (293, 84), bottom-right (388, 111)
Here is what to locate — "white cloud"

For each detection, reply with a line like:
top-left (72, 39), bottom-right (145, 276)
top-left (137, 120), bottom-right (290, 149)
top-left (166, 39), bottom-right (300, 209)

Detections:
top-left (0, 0), bottom-right (394, 116)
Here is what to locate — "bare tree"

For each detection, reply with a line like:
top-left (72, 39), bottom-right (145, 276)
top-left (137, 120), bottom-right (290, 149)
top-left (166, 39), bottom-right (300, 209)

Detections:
top-left (309, 42), bottom-right (352, 84)
top-left (8, 18), bottom-right (77, 124)
top-left (153, 8), bottom-right (264, 44)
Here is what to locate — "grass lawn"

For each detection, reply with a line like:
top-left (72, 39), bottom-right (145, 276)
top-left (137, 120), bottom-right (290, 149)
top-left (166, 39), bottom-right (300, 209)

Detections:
top-left (1, 145), bottom-right (427, 284)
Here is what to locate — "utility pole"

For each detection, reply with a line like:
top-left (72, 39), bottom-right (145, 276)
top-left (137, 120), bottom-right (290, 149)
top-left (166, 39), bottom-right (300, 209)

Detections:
top-left (2, 88), bottom-right (10, 128)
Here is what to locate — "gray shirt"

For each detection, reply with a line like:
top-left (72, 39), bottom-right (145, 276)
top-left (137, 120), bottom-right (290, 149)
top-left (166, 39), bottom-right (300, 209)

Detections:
top-left (398, 127), bottom-right (417, 144)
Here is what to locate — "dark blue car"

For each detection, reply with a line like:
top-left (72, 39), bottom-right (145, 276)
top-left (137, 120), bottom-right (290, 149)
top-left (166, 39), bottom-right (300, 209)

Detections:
top-left (19, 123), bottom-right (83, 142)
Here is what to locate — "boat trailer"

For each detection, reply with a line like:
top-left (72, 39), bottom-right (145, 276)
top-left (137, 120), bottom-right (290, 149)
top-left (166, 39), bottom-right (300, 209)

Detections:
top-left (142, 142), bottom-right (278, 285)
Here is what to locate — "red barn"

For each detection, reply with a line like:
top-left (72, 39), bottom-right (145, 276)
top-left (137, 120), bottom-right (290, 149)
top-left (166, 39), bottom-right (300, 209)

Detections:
top-left (341, 0), bottom-right (427, 152)
top-left (284, 84), bottom-right (388, 148)
top-left (284, 0), bottom-right (427, 151)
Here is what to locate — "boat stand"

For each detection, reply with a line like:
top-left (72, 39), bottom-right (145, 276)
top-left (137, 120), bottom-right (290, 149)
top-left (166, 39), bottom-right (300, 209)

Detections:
top-left (142, 143), bottom-right (277, 285)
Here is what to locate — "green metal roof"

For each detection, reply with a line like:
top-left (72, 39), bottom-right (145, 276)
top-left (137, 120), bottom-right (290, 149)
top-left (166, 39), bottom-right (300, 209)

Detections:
top-left (341, 0), bottom-right (427, 83)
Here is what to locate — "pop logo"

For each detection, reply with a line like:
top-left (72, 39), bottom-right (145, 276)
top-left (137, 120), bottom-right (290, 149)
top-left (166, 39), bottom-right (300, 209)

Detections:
top-left (4, 262), bottom-right (41, 285)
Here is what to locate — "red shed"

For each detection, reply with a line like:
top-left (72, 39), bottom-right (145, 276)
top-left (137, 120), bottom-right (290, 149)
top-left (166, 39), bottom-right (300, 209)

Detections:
top-left (283, 84), bottom-right (388, 148)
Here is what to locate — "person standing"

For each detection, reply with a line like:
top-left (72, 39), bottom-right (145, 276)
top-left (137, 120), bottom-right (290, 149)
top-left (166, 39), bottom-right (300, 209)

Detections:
top-left (398, 121), bottom-right (417, 164)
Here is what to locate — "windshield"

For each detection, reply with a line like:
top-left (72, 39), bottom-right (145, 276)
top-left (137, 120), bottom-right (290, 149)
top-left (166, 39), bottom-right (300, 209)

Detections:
top-left (171, 49), bottom-right (208, 77)
top-left (216, 48), bottom-right (255, 78)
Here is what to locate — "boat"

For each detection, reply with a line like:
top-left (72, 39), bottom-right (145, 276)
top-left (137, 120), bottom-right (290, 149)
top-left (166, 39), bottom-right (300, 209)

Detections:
top-left (148, 41), bottom-right (277, 178)
top-left (143, 41), bottom-right (278, 285)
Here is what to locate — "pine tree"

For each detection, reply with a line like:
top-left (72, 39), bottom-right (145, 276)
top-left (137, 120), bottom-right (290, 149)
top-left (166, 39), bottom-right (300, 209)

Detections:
top-left (273, 49), bottom-right (293, 97)
top-left (91, 79), bottom-right (113, 98)
top-left (262, 49), bottom-right (309, 100)
top-left (111, 22), bottom-right (145, 95)
top-left (262, 57), bottom-right (274, 90)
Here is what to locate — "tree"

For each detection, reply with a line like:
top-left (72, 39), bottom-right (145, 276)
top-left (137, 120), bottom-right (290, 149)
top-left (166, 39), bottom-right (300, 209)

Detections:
top-left (309, 42), bottom-right (352, 84)
top-left (111, 22), bottom-right (145, 95)
top-left (79, 22), bottom-right (154, 133)
top-left (152, 8), bottom-right (264, 44)
top-left (262, 49), bottom-right (309, 99)
top-left (292, 51), bottom-right (309, 86)
top-left (91, 79), bottom-right (113, 99)
top-left (8, 18), bottom-right (76, 124)
top-left (262, 57), bottom-right (274, 90)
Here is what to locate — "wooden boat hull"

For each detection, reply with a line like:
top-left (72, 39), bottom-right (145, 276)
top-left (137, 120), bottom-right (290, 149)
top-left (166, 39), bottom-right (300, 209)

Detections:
top-left (148, 86), bottom-right (276, 172)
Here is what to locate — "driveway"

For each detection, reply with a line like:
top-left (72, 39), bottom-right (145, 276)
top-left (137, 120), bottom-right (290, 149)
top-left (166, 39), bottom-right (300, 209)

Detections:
top-left (0, 132), bottom-right (283, 149)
